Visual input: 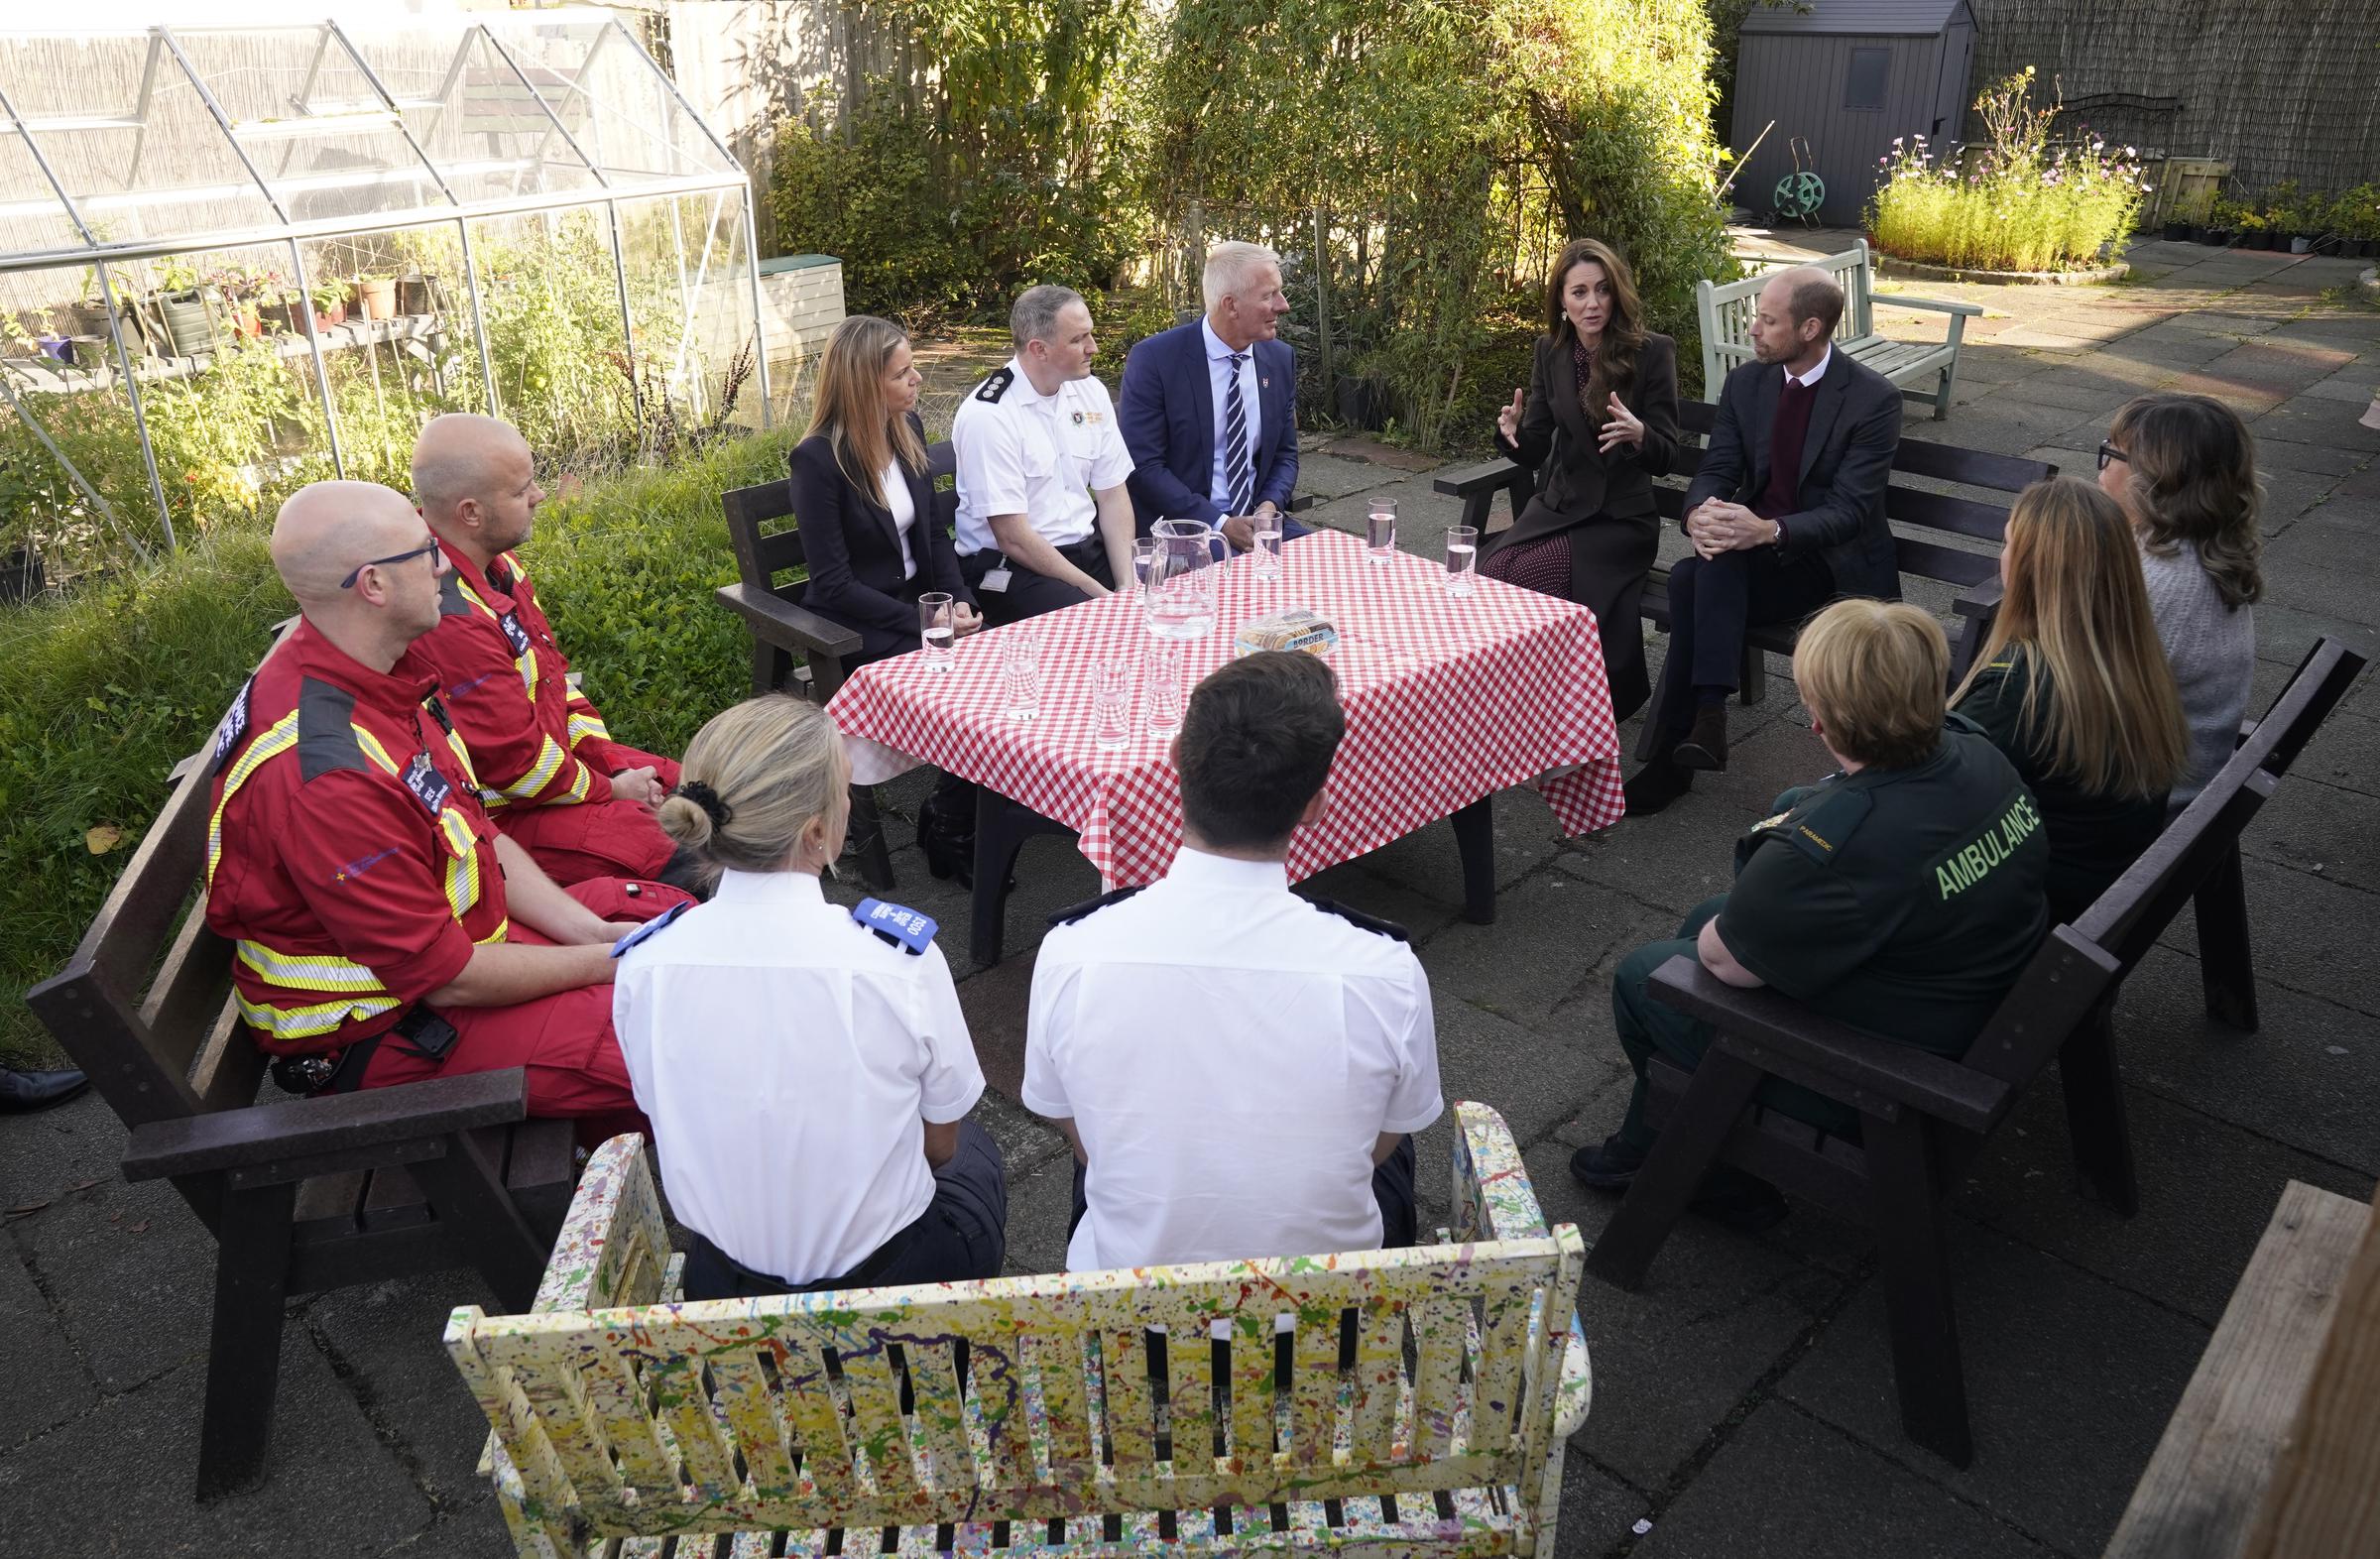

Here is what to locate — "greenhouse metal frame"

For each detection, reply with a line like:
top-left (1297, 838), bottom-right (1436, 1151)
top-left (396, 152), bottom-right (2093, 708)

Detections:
top-left (0, 11), bottom-right (768, 557)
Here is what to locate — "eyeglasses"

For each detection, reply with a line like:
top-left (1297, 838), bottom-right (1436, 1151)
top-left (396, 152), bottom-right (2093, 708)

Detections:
top-left (2096, 441), bottom-right (2130, 472)
top-left (339, 537), bottom-right (442, 589)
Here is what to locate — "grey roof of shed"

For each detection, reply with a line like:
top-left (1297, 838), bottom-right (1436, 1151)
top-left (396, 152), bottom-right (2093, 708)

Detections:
top-left (1739, 0), bottom-right (1974, 36)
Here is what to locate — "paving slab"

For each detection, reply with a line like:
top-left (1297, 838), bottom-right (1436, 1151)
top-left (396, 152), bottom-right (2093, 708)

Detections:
top-left (2157, 853), bottom-right (2380, 1018)
top-left (0, 1090), bottom-right (124, 1213)
top-left (304, 1271), bottom-right (506, 1510)
top-left (1554, 1449), bottom-right (1659, 1558)
top-left (1555, 799), bottom-right (1763, 916)
top-left (2245, 775), bottom-right (2380, 893)
top-left (2289, 706), bottom-right (2380, 799)
top-left (1523, 1130), bottom-right (1845, 1493)
top-left (1410, 1001), bottom-right (1619, 1211)
top-left (1422, 865), bottom-right (1661, 1029)
top-left (1779, 1220), bottom-right (2208, 1555)
top-left (2114, 933), bottom-right (2380, 1178)
top-left (1632, 1400), bottom-right (2058, 1559)
top-left (2255, 516), bottom-right (2380, 628)
top-left (0, 1330), bottom-right (435, 1558)
top-left (11, 1167), bottom-right (216, 1394)
top-left (0, 1246), bottom-right (95, 1449)
top-left (1954, 1082), bottom-right (2375, 1327)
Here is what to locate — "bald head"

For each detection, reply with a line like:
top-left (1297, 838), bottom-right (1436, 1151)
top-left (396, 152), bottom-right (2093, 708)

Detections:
top-left (412, 413), bottom-right (542, 559)
top-left (273, 481), bottom-right (428, 611)
top-left (1766, 266), bottom-right (1844, 337)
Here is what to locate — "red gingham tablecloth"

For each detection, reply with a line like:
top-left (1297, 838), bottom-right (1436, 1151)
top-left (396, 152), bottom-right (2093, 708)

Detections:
top-left (825, 529), bottom-right (1624, 890)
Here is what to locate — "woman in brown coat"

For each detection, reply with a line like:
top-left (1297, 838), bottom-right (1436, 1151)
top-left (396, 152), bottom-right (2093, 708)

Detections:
top-left (1482, 237), bottom-right (1681, 721)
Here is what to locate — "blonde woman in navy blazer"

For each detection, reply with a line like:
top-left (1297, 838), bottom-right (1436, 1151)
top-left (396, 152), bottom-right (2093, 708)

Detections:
top-left (790, 315), bottom-right (980, 667)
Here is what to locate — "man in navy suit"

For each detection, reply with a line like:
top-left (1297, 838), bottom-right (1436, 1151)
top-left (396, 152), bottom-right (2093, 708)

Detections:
top-left (1118, 241), bottom-right (1309, 554)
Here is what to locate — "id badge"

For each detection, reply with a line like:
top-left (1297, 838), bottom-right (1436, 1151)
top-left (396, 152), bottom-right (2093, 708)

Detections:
top-left (980, 567), bottom-right (1013, 593)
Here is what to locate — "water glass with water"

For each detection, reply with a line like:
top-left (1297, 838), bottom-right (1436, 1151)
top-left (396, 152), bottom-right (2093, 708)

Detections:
top-left (1444, 526), bottom-right (1479, 598)
top-left (1366, 498), bottom-right (1398, 564)
top-left (1143, 642), bottom-right (1184, 737)
top-left (999, 625), bottom-right (1042, 721)
top-left (1251, 514), bottom-right (1283, 581)
top-left (1131, 538), bottom-right (1160, 602)
top-left (1093, 659), bottom-right (1132, 750)
top-left (918, 591), bottom-right (956, 671)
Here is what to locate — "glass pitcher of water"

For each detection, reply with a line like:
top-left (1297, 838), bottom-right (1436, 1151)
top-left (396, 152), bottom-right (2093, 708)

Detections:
top-left (1145, 519), bottom-right (1217, 640)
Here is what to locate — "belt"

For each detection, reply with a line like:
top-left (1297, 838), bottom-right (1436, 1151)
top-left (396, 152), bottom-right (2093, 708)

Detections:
top-left (267, 1029), bottom-right (384, 1097)
top-left (698, 1212), bottom-right (922, 1295)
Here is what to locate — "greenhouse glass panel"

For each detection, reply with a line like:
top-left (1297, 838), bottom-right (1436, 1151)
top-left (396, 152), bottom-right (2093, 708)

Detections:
top-left (0, 32), bottom-right (281, 256)
top-left (0, 11), bottom-right (761, 576)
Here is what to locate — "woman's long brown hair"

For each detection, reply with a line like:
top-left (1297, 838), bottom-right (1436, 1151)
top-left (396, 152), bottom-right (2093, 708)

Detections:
top-left (1952, 476), bottom-right (2190, 799)
top-left (1542, 236), bottom-right (1645, 426)
top-left (805, 315), bottom-right (925, 507)
top-left (2107, 392), bottom-right (2263, 611)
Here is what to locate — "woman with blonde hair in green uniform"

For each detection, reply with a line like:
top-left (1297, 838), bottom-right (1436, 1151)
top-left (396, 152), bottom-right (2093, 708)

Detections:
top-left (1574, 599), bottom-right (2051, 1231)
top-left (1953, 477), bottom-right (2189, 924)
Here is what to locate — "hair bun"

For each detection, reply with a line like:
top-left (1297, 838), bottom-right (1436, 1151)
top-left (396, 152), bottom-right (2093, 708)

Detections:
top-left (676, 780), bottom-right (733, 829)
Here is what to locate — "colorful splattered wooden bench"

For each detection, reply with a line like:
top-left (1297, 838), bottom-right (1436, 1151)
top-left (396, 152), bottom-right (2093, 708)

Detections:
top-left (445, 1102), bottom-right (1592, 1556)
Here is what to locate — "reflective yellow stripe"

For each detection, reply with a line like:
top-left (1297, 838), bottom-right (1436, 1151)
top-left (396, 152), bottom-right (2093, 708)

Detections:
top-left (565, 709), bottom-right (609, 747)
top-left (236, 941), bottom-right (386, 992)
top-left (487, 733), bottom-right (568, 807)
top-left (439, 808), bottom-right (482, 918)
top-left (206, 713), bottom-right (301, 891)
top-left (238, 990), bottom-right (405, 1042)
top-left (455, 576), bottom-right (537, 697)
top-left (562, 763), bottom-right (593, 802)
top-left (235, 920), bottom-right (506, 1042)
top-left (441, 725), bottom-right (481, 791)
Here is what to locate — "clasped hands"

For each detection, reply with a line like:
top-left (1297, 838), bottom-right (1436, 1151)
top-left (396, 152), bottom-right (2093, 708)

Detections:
top-left (1495, 389), bottom-right (1646, 454)
top-left (1685, 499), bottom-right (1781, 560)
top-left (1220, 503), bottom-right (1281, 552)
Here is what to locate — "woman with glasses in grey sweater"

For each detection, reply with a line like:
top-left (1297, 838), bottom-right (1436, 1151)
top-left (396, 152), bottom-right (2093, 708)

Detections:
top-left (2096, 394), bottom-right (2264, 806)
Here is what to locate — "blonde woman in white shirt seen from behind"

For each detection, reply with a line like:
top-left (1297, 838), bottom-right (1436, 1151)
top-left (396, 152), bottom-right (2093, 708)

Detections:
top-left (611, 695), bottom-right (1003, 1300)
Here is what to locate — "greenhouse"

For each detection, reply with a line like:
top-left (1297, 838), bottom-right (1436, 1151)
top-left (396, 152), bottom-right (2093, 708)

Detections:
top-left (0, 10), bottom-right (768, 589)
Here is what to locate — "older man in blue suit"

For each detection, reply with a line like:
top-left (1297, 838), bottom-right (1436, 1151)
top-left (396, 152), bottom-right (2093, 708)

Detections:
top-left (1118, 241), bottom-right (1310, 554)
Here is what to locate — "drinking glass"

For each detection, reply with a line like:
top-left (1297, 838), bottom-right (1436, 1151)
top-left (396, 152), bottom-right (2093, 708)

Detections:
top-left (1444, 526), bottom-right (1479, 598)
top-left (1143, 642), bottom-right (1184, 737)
top-left (999, 624), bottom-right (1042, 721)
top-left (1130, 538), bottom-right (1160, 601)
top-left (917, 591), bottom-right (956, 671)
top-left (1251, 514), bottom-right (1283, 581)
top-left (1092, 659), bottom-right (1132, 750)
top-left (1366, 498), bottom-right (1398, 564)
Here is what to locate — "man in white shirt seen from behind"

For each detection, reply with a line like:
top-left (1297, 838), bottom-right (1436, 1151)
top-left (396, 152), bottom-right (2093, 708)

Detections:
top-left (951, 284), bottom-right (1138, 626)
top-left (1023, 652), bottom-right (1444, 1271)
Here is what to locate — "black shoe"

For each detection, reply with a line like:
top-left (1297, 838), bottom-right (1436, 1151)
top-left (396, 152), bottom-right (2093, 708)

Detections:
top-left (1690, 1165), bottom-right (1789, 1233)
top-left (1623, 760), bottom-right (1694, 816)
top-left (916, 820), bottom-right (975, 888)
top-left (0, 1066), bottom-right (89, 1113)
top-left (1569, 1135), bottom-right (1650, 1191)
top-left (1672, 703), bottom-right (1729, 772)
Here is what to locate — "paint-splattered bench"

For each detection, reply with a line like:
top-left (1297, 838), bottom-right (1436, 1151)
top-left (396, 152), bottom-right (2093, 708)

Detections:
top-left (445, 1102), bottom-right (1592, 1556)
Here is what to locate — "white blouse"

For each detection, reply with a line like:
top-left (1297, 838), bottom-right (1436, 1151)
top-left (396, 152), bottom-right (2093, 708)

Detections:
top-left (882, 460), bottom-right (917, 579)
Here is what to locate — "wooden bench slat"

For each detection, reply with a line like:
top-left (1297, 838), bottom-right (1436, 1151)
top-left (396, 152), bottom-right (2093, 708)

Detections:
top-left (1163, 1313), bottom-right (1218, 1473)
top-left (1102, 1327), bottom-right (1158, 1470)
top-left (839, 1342), bottom-right (924, 1498)
top-left (1288, 1309), bottom-right (1344, 1468)
top-left (1893, 439), bottom-right (2053, 493)
top-left (1225, 1319), bottom-right (1276, 1470)
top-left (708, 1345), bottom-right (802, 1499)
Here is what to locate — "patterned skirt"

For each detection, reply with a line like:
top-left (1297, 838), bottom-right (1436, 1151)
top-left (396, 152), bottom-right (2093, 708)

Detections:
top-left (1480, 532), bottom-right (1572, 596)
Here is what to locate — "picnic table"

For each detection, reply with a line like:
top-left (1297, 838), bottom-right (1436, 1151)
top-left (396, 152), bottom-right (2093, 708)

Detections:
top-left (825, 529), bottom-right (1625, 958)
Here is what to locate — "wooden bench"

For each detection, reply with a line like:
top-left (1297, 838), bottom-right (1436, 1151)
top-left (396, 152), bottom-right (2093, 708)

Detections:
top-left (2109, 1181), bottom-right (2380, 1557)
top-left (1432, 399), bottom-right (2051, 745)
top-left (717, 443), bottom-right (965, 895)
top-left (447, 1102), bottom-right (1594, 1556)
top-left (1701, 239), bottom-right (1983, 420)
top-left (1582, 636), bottom-right (2366, 1469)
top-left (25, 682), bottom-right (577, 1499)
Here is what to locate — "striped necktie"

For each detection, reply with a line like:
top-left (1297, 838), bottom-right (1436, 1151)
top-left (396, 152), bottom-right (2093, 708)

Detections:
top-left (1223, 352), bottom-right (1253, 517)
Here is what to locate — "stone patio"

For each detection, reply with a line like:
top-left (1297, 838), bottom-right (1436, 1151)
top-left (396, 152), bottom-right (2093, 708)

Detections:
top-left (4, 233), bottom-right (2376, 1556)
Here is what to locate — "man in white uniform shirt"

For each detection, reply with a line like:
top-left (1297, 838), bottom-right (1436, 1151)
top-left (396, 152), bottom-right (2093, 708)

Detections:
top-left (1023, 653), bottom-right (1444, 1272)
top-left (951, 284), bottom-right (1138, 625)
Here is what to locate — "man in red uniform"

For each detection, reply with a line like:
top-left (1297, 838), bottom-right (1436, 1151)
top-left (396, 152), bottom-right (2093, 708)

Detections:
top-left (409, 413), bottom-right (688, 887)
top-left (204, 480), bottom-right (691, 1136)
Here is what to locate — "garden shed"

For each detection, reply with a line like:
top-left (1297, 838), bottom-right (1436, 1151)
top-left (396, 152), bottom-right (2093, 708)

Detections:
top-left (0, 10), bottom-right (767, 583)
top-left (1730, 0), bottom-right (1979, 227)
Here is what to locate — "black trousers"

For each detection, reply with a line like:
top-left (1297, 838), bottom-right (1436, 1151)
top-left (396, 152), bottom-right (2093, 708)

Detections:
top-left (1654, 545), bottom-right (1838, 738)
top-left (680, 1118), bottom-right (1009, 1300)
top-left (1067, 1132), bottom-right (1420, 1256)
top-left (960, 537), bottom-right (1116, 626)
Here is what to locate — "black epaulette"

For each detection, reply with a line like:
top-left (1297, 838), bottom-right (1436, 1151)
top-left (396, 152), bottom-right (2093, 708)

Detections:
top-left (209, 674), bottom-right (257, 776)
top-left (1304, 897), bottom-right (1411, 943)
top-left (975, 367), bottom-right (1015, 404)
top-left (1048, 884), bottom-right (1146, 928)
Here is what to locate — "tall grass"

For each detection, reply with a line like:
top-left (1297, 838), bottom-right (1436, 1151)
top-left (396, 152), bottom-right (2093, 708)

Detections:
top-left (0, 429), bottom-right (793, 1067)
top-left (1869, 68), bottom-right (2149, 274)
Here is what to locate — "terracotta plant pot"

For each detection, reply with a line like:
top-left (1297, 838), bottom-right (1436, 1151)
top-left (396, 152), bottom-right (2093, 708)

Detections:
top-left (357, 278), bottom-right (398, 321)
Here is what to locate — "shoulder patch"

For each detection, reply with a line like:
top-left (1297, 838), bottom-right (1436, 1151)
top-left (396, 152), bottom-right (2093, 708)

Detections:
top-left (611, 899), bottom-right (692, 959)
top-left (436, 572), bottom-right (474, 618)
top-left (975, 367), bottom-right (1014, 404)
top-left (1303, 897), bottom-right (1411, 943)
top-left (854, 898), bottom-right (938, 955)
top-left (209, 675), bottom-right (256, 775)
top-left (296, 677), bottom-right (371, 781)
top-left (496, 609), bottom-right (533, 659)
top-left (1047, 884), bottom-right (1145, 928)
top-left (1778, 786), bottom-right (1873, 864)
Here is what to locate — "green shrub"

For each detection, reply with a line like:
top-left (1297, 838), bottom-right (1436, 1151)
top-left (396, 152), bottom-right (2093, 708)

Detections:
top-left (1869, 68), bottom-right (2149, 274)
top-left (0, 429), bottom-right (793, 1067)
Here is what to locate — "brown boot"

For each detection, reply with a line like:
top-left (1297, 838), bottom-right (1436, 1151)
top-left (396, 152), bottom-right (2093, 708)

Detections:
top-left (1622, 760), bottom-right (1694, 816)
top-left (1672, 703), bottom-right (1729, 772)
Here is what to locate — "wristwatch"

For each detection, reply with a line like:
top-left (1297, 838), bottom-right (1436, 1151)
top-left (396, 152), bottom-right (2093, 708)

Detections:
top-left (1769, 519), bottom-right (1788, 549)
